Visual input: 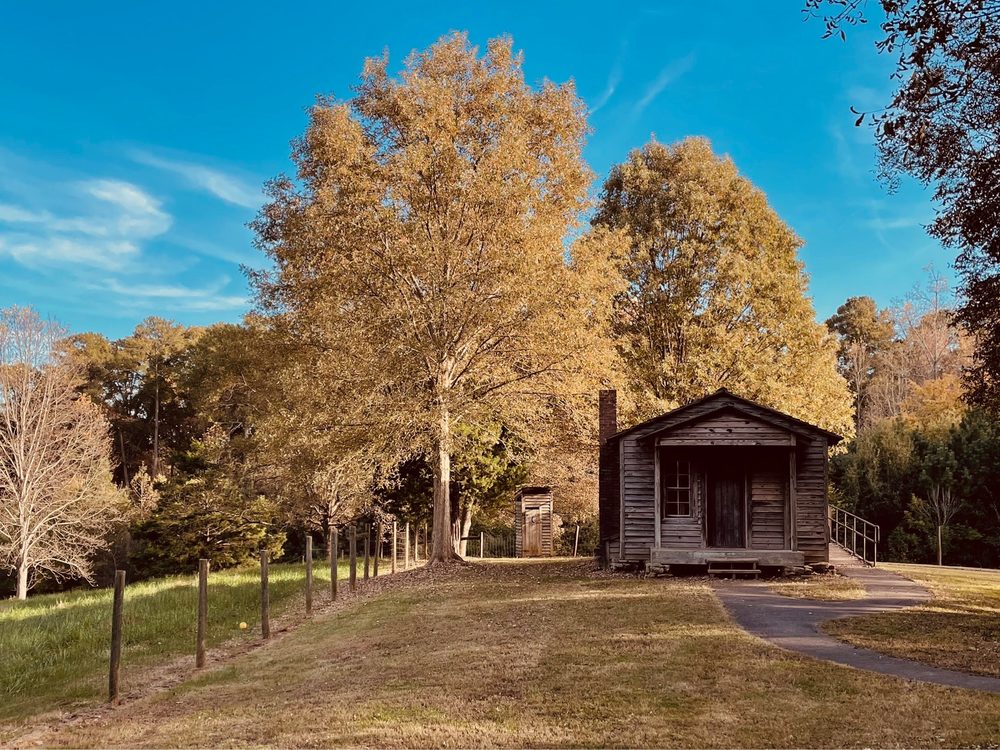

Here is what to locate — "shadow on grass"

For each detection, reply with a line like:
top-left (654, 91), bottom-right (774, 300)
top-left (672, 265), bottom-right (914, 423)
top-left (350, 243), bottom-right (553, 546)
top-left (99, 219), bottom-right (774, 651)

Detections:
top-left (825, 601), bottom-right (1000, 678)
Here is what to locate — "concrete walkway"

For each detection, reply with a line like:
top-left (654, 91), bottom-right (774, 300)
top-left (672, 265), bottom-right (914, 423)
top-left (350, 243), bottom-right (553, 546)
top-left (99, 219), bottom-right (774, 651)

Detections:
top-left (714, 545), bottom-right (1000, 694)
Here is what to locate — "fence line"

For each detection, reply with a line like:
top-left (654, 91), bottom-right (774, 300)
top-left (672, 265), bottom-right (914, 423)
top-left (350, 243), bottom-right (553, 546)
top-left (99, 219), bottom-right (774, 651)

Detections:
top-left (462, 532), bottom-right (516, 558)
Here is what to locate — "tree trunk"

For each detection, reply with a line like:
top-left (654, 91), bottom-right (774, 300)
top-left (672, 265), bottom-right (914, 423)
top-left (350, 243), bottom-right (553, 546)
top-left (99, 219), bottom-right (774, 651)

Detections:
top-left (429, 405), bottom-right (461, 563)
top-left (457, 503), bottom-right (474, 557)
top-left (16, 561), bottom-right (29, 600)
top-left (937, 524), bottom-right (943, 566)
top-left (152, 364), bottom-right (160, 478)
top-left (119, 430), bottom-right (129, 487)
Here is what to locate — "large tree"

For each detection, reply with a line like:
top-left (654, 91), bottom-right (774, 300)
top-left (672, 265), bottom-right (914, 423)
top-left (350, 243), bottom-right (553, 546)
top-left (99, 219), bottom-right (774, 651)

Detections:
top-left (252, 34), bottom-right (622, 563)
top-left (808, 0), bottom-right (1000, 409)
top-left (825, 296), bottom-right (896, 428)
top-left (0, 307), bottom-right (123, 598)
top-left (61, 318), bottom-right (200, 484)
top-left (594, 137), bottom-right (853, 435)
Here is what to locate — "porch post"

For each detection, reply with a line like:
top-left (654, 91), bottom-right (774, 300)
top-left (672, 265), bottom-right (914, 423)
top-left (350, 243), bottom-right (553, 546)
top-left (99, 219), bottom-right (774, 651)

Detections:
top-left (788, 448), bottom-right (798, 551)
top-left (653, 445), bottom-right (661, 549)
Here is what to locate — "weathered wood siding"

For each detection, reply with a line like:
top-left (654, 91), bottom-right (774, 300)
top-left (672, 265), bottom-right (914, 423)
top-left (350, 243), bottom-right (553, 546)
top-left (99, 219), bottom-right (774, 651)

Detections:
top-left (620, 397), bottom-right (722, 560)
top-left (750, 465), bottom-right (785, 550)
top-left (661, 520), bottom-right (703, 549)
top-left (620, 436), bottom-right (655, 560)
top-left (659, 411), bottom-right (794, 446)
top-left (795, 438), bottom-right (830, 564)
top-left (515, 489), bottom-right (553, 557)
top-left (618, 393), bottom-right (832, 563)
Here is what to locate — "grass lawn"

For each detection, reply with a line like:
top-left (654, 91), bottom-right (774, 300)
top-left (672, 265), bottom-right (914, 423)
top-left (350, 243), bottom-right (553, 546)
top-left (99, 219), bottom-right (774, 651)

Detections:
top-left (27, 559), bottom-right (1000, 749)
top-left (0, 558), bottom-right (362, 740)
top-left (825, 563), bottom-right (1000, 678)
top-left (768, 573), bottom-right (866, 601)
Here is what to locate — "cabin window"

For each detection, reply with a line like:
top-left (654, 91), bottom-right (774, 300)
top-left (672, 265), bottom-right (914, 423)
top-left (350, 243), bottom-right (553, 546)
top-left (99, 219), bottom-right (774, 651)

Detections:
top-left (662, 459), bottom-right (692, 517)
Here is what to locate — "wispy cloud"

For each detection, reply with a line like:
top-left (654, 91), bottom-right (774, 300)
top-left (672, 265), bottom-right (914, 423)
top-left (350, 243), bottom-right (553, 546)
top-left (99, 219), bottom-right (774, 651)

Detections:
top-left (634, 53), bottom-right (696, 116)
top-left (845, 85), bottom-right (890, 112)
top-left (591, 46), bottom-right (626, 115)
top-left (0, 204), bottom-right (46, 223)
top-left (865, 215), bottom-right (928, 231)
top-left (0, 178), bottom-right (170, 270)
top-left (129, 149), bottom-right (262, 209)
top-left (0, 235), bottom-right (141, 270)
top-left (0, 145), bottom-right (254, 326)
top-left (98, 276), bottom-right (248, 312)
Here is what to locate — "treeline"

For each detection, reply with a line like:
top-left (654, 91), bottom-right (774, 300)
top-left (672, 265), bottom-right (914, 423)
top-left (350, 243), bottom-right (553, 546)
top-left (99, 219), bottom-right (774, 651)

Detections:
top-left (5, 30), bottom-right (997, 595)
top-left (49, 137), bottom-right (855, 584)
top-left (826, 273), bottom-right (1000, 566)
top-left (61, 321), bottom-right (546, 581)
top-left (0, 33), bottom-right (856, 593)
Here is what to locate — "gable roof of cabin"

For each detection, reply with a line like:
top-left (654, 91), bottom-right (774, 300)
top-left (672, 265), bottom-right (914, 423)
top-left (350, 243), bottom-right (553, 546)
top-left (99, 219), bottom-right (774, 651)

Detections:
top-left (608, 388), bottom-right (843, 445)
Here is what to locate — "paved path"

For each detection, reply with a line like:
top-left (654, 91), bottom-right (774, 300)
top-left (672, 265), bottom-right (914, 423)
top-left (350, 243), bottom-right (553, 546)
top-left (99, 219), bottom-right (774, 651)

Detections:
top-left (714, 545), bottom-right (1000, 694)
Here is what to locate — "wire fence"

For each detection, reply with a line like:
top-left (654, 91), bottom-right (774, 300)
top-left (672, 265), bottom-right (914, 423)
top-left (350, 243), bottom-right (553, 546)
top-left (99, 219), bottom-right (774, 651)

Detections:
top-left (462, 532), bottom-right (516, 558)
top-left (102, 521), bottom-right (420, 704)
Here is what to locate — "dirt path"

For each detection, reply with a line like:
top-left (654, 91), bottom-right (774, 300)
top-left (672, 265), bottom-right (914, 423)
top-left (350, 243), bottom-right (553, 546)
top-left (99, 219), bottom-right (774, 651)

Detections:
top-left (715, 544), bottom-right (1000, 694)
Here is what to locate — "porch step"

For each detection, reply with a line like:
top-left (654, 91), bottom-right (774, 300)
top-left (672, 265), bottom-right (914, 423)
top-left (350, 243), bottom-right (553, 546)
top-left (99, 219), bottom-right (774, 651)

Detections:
top-left (706, 558), bottom-right (760, 578)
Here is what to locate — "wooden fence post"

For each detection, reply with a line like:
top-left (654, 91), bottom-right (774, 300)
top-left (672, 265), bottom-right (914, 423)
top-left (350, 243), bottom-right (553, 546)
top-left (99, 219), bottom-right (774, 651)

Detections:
top-left (349, 525), bottom-right (358, 591)
top-left (573, 524), bottom-right (580, 558)
top-left (108, 569), bottom-right (126, 703)
top-left (364, 525), bottom-right (371, 581)
top-left (330, 527), bottom-right (338, 601)
top-left (391, 520), bottom-right (398, 574)
top-left (404, 522), bottom-right (411, 570)
top-left (373, 522), bottom-right (383, 578)
top-left (305, 536), bottom-right (313, 614)
top-left (480, 531), bottom-right (485, 559)
top-left (196, 559), bottom-right (209, 668)
top-left (260, 549), bottom-right (270, 640)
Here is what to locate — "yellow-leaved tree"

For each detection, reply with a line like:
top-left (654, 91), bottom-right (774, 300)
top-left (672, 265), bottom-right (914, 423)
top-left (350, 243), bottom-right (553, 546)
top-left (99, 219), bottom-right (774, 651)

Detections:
top-left (594, 137), bottom-right (853, 436)
top-left (252, 34), bottom-right (623, 562)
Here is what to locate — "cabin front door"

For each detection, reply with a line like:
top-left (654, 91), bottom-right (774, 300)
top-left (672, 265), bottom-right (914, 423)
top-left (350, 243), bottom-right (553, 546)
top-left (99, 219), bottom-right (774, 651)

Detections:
top-left (707, 467), bottom-right (746, 548)
top-left (523, 508), bottom-right (543, 556)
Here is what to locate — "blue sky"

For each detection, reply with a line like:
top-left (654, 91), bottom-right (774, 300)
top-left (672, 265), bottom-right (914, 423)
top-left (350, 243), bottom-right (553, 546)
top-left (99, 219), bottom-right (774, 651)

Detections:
top-left (0, 1), bottom-right (949, 339)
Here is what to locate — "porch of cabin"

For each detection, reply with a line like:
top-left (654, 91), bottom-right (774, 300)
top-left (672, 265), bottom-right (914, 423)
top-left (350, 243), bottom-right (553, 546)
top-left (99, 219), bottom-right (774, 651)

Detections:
top-left (648, 443), bottom-right (806, 571)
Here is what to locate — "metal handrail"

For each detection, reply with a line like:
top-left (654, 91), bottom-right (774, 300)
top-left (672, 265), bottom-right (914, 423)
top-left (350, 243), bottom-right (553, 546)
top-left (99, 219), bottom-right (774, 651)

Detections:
top-left (828, 505), bottom-right (880, 566)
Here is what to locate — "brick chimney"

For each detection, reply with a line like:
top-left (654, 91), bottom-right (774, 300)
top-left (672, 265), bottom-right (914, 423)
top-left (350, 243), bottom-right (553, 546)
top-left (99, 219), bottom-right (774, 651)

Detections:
top-left (598, 389), bottom-right (620, 563)
top-left (599, 389), bottom-right (618, 444)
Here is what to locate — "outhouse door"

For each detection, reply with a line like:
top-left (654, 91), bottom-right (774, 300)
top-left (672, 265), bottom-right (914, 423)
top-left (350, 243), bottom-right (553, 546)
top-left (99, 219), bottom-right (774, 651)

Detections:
top-left (523, 509), bottom-right (543, 556)
top-left (707, 466), bottom-right (746, 548)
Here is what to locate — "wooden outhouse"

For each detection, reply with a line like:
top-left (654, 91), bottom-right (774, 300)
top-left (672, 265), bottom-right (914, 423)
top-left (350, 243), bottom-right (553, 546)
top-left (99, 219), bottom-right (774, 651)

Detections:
top-left (598, 389), bottom-right (842, 573)
top-left (515, 486), bottom-right (554, 557)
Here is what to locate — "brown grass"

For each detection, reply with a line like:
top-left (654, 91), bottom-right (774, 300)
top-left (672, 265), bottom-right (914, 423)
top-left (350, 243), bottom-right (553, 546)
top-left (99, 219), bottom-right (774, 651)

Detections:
top-left (24, 560), bottom-right (1000, 748)
top-left (768, 573), bottom-right (867, 601)
top-left (825, 563), bottom-right (1000, 678)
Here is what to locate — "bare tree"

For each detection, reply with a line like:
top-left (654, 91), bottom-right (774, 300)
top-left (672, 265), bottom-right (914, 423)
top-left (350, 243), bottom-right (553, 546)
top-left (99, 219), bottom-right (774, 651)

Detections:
top-left (916, 433), bottom-right (963, 566)
top-left (866, 345), bottom-right (911, 422)
top-left (0, 307), bottom-right (123, 599)
top-left (923, 483), bottom-right (963, 566)
top-left (863, 269), bottom-right (971, 424)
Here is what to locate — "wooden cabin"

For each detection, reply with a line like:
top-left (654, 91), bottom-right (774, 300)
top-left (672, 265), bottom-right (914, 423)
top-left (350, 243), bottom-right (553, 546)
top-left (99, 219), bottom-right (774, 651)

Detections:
top-left (515, 486), bottom-right (554, 557)
top-left (598, 389), bottom-right (842, 573)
